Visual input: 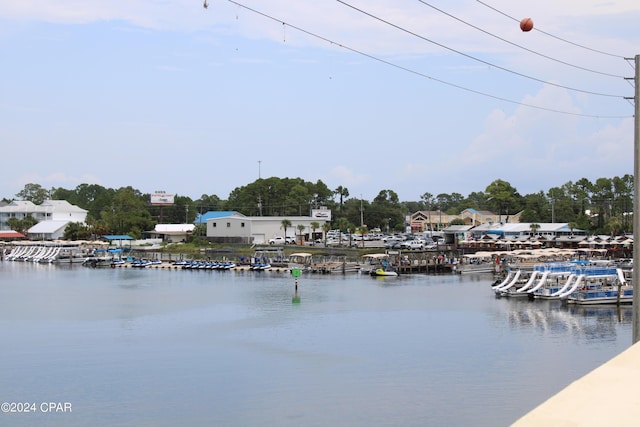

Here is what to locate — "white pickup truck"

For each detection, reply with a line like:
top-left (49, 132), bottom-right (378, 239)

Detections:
top-left (268, 236), bottom-right (295, 245)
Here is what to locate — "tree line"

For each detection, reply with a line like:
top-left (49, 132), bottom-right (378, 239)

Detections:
top-left (3, 174), bottom-right (633, 240)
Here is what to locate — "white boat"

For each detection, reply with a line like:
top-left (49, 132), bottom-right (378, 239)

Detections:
top-left (370, 268), bottom-right (398, 277)
top-left (458, 252), bottom-right (499, 274)
top-left (82, 256), bottom-right (115, 268)
top-left (250, 263), bottom-right (271, 271)
top-left (494, 270), bottom-right (541, 298)
top-left (527, 262), bottom-right (588, 300)
top-left (565, 268), bottom-right (632, 305)
top-left (288, 253), bottom-right (313, 272)
top-left (529, 264), bottom-right (629, 302)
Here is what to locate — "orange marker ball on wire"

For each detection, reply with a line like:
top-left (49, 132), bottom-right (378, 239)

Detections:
top-left (520, 17), bottom-right (534, 32)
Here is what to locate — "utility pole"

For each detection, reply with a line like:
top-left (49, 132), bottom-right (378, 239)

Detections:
top-left (632, 54), bottom-right (640, 344)
top-left (360, 195), bottom-right (364, 227)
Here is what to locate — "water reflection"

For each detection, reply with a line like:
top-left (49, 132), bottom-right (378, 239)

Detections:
top-left (0, 263), bottom-right (633, 427)
top-left (500, 296), bottom-right (631, 343)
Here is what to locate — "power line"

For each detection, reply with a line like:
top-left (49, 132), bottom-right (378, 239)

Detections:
top-left (475, 0), bottom-right (628, 60)
top-left (416, 0), bottom-right (626, 79)
top-left (219, 0), bottom-right (631, 119)
top-left (336, 0), bottom-right (626, 98)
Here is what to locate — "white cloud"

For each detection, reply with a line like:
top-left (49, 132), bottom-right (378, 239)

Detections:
top-left (326, 165), bottom-right (370, 189)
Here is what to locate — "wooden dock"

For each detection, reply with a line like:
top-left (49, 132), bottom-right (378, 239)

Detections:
top-left (396, 262), bottom-right (455, 274)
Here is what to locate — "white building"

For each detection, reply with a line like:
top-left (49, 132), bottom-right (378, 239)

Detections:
top-left (468, 222), bottom-right (585, 240)
top-left (205, 211), bottom-right (330, 245)
top-left (0, 200), bottom-right (88, 239)
top-left (146, 224), bottom-right (195, 243)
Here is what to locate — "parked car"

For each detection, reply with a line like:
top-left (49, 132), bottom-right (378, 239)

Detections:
top-left (268, 236), bottom-right (295, 245)
top-left (400, 240), bottom-right (424, 250)
top-left (384, 240), bottom-right (403, 249)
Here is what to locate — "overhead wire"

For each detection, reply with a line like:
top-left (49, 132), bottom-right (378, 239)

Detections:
top-left (415, 0), bottom-right (626, 79)
top-left (220, 0), bottom-right (631, 119)
top-left (474, 0), bottom-right (628, 60)
top-left (336, 0), bottom-right (625, 98)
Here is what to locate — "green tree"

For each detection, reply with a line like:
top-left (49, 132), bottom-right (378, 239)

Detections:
top-left (16, 183), bottom-right (49, 204)
top-left (63, 222), bottom-right (91, 240)
top-left (591, 177), bottom-right (614, 232)
top-left (365, 190), bottom-right (404, 231)
top-left (7, 215), bottom-right (38, 235)
top-left (290, 184), bottom-right (310, 216)
top-left (297, 223), bottom-right (306, 244)
top-left (485, 179), bottom-right (520, 223)
top-left (195, 193), bottom-right (225, 212)
top-left (421, 192), bottom-right (435, 232)
top-left (310, 221), bottom-right (320, 242)
top-left (309, 180), bottom-right (334, 210)
top-left (529, 223), bottom-right (540, 238)
top-left (154, 195), bottom-right (195, 224)
top-left (606, 217), bottom-right (622, 236)
top-left (322, 222), bottom-right (331, 246)
top-left (571, 178), bottom-right (593, 220)
top-left (334, 186), bottom-right (349, 212)
top-left (334, 217), bottom-right (349, 246)
top-left (357, 225), bottom-right (368, 248)
top-left (280, 218), bottom-right (292, 241)
top-left (227, 177), bottom-right (332, 216)
top-left (101, 187), bottom-right (154, 238)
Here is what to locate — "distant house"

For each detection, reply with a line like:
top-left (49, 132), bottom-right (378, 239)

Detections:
top-left (468, 222), bottom-right (586, 241)
top-left (146, 224), bottom-right (195, 243)
top-left (441, 224), bottom-right (474, 245)
top-left (0, 200), bottom-right (88, 240)
top-left (0, 230), bottom-right (26, 241)
top-left (409, 210), bottom-right (454, 232)
top-left (28, 220), bottom-right (71, 240)
top-left (458, 208), bottom-right (499, 226)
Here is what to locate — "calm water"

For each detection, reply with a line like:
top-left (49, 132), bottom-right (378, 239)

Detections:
top-left (0, 261), bottom-right (632, 427)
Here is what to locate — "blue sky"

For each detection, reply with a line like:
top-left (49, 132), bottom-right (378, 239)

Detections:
top-left (1, 0), bottom-right (638, 202)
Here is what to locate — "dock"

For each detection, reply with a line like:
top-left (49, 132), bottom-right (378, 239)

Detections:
top-left (512, 341), bottom-right (640, 426)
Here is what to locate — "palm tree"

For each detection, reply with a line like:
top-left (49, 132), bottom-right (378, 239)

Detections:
top-left (310, 221), bottom-right (320, 244)
top-left (280, 219), bottom-right (292, 243)
top-left (529, 223), bottom-right (540, 238)
top-left (297, 224), bottom-right (306, 245)
top-left (334, 186), bottom-right (349, 212)
top-left (606, 217), bottom-right (622, 236)
top-left (335, 217), bottom-right (349, 247)
top-left (357, 225), bottom-right (368, 248)
top-left (322, 222), bottom-right (331, 247)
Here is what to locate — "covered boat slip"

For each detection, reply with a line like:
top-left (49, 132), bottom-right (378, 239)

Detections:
top-left (494, 262), bottom-right (632, 305)
top-left (362, 252), bottom-right (454, 275)
top-left (463, 248), bottom-right (611, 271)
top-left (3, 241), bottom-right (97, 263)
top-left (288, 252), bottom-right (362, 274)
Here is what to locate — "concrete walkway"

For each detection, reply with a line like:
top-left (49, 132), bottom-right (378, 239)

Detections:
top-left (512, 341), bottom-right (640, 426)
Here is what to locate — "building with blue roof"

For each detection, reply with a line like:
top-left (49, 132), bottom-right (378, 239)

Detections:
top-left (200, 209), bottom-right (331, 245)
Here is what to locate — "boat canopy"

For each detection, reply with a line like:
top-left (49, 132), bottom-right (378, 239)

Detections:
top-left (362, 253), bottom-right (389, 259)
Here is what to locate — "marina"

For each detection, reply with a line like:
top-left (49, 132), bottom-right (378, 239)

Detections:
top-left (0, 260), bottom-right (634, 427)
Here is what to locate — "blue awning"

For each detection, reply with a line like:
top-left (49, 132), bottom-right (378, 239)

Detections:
top-left (102, 235), bottom-right (133, 240)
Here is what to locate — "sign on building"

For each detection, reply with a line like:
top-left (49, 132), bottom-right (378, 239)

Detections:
top-left (311, 209), bottom-right (332, 221)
